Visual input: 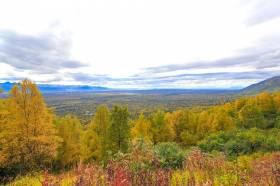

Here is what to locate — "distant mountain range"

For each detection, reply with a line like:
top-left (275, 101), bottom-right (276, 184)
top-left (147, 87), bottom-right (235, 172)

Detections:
top-left (1, 76), bottom-right (280, 94)
top-left (0, 82), bottom-right (109, 93)
top-left (241, 76), bottom-right (280, 94)
top-left (0, 82), bottom-right (235, 95)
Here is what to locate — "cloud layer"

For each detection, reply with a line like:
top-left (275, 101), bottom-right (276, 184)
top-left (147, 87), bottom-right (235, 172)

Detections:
top-left (0, 0), bottom-right (280, 88)
top-left (245, 0), bottom-right (280, 25)
top-left (0, 29), bottom-right (279, 89)
top-left (0, 30), bottom-right (86, 74)
top-left (142, 49), bottom-right (280, 74)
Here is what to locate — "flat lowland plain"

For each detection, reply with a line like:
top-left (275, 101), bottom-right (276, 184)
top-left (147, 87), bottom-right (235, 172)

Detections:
top-left (44, 90), bottom-right (237, 122)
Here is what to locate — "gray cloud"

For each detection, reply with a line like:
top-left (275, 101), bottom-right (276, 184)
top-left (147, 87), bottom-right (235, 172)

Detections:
top-left (245, 0), bottom-right (280, 26)
top-left (1, 27), bottom-right (279, 88)
top-left (257, 50), bottom-right (280, 69)
top-left (142, 49), bottom-right (280, 75)
top-left (69, 70), bottom-right (279, 88)
top-left (0, 30), bottom-right (87, 74)
top-left (70, 73), bottom-right (113, 83)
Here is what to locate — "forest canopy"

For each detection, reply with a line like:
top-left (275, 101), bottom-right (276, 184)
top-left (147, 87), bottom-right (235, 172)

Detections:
top-left (1, 80), bottom-right (280, 185)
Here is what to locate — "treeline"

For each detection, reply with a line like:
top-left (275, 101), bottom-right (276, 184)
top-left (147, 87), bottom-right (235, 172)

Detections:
top-left (1, 80), bottom-right (280, 181)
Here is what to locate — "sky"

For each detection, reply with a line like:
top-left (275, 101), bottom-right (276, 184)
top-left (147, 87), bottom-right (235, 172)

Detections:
top-left (0, 0), bottom-right (280, 89)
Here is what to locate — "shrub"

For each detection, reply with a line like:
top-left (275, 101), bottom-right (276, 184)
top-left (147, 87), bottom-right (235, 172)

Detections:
top-left (6, 175), bottom-right (41, 186)
top-left (199, 128), bottom-right (280, 158)
top-left (249, 152), bottom-right (280, 185)
top-left (128, 138), bottom-right (154, 171)
top-left (170, 171), bottom-right (190, 186)
top-left (154, 142), bottom-right (185, 169)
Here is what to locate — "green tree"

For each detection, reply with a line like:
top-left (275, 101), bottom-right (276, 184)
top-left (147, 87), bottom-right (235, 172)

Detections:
top-left (109, 105), bottom-right (130, 153)
top-left (275, 116), bottom-right (280, 129)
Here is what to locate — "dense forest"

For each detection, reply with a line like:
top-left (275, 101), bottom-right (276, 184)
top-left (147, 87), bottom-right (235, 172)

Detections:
top-left (1, 80), bottom-right (280, 185)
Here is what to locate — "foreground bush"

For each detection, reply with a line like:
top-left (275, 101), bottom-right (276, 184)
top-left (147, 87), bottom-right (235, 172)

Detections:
top-left (6, 149), bottom-right (280, 186)
top-left (199, 128), bottom-right (280, 157)
top-left (6, 175), bottom-right (41, 186)
top-left (154, 142), bottom-right (185, 169)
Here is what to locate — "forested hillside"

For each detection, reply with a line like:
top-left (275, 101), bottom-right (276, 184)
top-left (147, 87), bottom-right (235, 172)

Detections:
top-left (242, 76), bottom-right (280, 94)
top-left (1, 80), bottom-right (280, 185)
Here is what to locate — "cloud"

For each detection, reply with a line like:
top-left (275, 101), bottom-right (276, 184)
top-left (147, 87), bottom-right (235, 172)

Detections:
top-left (245, 0), bottom-right (280, 25)
top-left (0, 76), bottom-right (24, 82)
top-left (1, 28), bottom-right (279, 89)
top-left (257, 50), bottom-right (280, 69)
top-left (0, 30), bottom-right (87, 74)
top-left (70, 73), bottom-right (113, 83)
top-left (142, 48), bottom-right (280, 75)
top-left (69, 70), bottom-right (279, 89)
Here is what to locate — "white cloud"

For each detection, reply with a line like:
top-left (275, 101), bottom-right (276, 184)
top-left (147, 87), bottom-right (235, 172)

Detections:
top-left (0, 0), bottom-right (280, 88)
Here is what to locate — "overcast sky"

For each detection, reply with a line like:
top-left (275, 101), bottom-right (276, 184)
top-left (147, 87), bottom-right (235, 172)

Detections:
top-left (0, 0), bottom-right (280, 89)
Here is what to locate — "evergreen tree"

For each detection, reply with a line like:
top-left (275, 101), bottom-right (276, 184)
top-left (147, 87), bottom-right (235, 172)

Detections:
top-left (109, 105), bottom-right (130, 153)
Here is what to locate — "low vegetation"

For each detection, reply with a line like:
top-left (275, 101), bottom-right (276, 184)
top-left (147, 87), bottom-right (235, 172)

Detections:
top-left (1, 79), bottom-right (280, 185)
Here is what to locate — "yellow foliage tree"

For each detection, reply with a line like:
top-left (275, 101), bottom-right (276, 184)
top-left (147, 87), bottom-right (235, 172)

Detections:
top-left (0, 79), bottom-right (60, 171)
top-left (173, 110), bottom-right (197, 143)
top-left (81, 105), bottom-right (110, 162)
top-left (90, 105), bottom-right (110, 158)
top-left (255, 92), bottom-right (276, 115)
top-left (211, 108), bottom-right (235, 131)
top-left (81, 129), bottom-right (101, 162)
top-left (131, 113), bottom-right (152, 142)
top-left (56, 115), bottom-right (83, 168)
top-left (274, 93), bottom-right (280, 113)
top-left (196, 111), bottom-right (212, 139)
top-left (150, 110), bottom-right (175, 144)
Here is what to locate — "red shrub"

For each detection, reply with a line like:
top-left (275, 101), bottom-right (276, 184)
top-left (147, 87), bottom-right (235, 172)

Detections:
top-left (250, 152), bottom-right (280, 185)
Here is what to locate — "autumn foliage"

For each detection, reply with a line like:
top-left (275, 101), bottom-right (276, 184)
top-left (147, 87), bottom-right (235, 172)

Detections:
top-left (1, 79), bottom-right (280, 185)
top-left (0, 80), bottom-right (60, 172)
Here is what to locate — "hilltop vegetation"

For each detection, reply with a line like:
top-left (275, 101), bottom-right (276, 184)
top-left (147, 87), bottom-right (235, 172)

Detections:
top-left (1, 80), bottom-right (280, 185)
top-left (242, 76), bottom-right (280, 94)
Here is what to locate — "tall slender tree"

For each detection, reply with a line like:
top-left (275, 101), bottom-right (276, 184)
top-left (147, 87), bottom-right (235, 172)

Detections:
top-left (56, 115), bottom-right (83, 168)
top-left (90, 105), bottom-right (111, 158)
top-left (109, 105), bottom-right (130, 153)
top-left (131, 113), bottom-right (152, 142)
